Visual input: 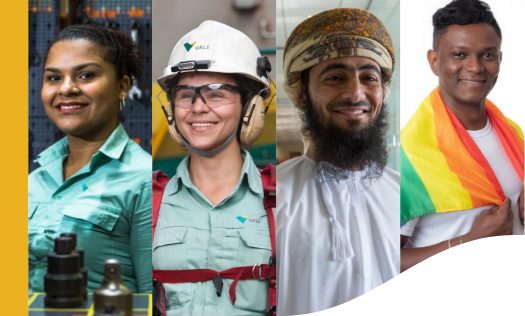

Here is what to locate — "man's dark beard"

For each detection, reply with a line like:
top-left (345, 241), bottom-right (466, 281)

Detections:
top-left (300, 92), bottom-right (389, 182)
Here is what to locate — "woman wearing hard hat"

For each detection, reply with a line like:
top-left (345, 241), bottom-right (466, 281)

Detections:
top-left (28, 24), bottom-right (152, 293)
top-left (152, 21), bottom-right (276, 316)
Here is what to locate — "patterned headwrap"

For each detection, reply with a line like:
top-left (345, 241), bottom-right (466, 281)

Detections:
top-left (283, 8), bottom-right (395, 108)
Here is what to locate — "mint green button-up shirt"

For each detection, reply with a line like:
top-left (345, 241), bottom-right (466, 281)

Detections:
top-left (28, 124), bottom-right (152, 293)
top-left (153, 150), bottom-right (271, 316)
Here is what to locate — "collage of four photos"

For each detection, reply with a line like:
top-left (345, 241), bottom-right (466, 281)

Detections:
top-left (27, 0), bottom-right (524, 315)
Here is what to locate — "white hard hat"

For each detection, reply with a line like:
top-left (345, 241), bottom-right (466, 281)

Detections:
top-left (157, 20), bottom-right (269, 92)
top-left (157, 20), bottom-right (273, 158)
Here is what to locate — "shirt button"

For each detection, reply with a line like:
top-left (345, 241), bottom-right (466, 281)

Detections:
top-left (52, 195), bottom-right (61, 200)
top-left (38, 227), bottom-right (45, 234)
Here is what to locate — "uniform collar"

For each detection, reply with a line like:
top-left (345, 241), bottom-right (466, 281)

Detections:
top-left (35, 124), bottom-right (129, 167)
top-left (167, 149), bottom-right (263, 196)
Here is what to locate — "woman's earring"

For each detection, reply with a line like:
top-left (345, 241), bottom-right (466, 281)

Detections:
top-left (120, 96), bottom-right (126, 111)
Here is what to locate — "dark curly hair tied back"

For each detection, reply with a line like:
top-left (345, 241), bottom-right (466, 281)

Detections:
top-left (432, 0), bottom-right (501, 50)
top-left (45, 24), bottom-right (144, 82)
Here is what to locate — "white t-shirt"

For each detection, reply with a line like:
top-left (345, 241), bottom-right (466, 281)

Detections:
top-left (276, 156), bottom-right (400, 315)
top-left (401, 119), bottom-right (524, 248)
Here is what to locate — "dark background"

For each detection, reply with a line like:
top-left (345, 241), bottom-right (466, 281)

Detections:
top-left (28, 0), bottom-right (152, 173)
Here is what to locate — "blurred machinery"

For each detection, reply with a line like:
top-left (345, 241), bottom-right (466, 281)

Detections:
top-left (28, 0), bottom-right (152, 173)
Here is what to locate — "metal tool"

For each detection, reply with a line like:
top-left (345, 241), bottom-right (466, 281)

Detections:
top-left (44, 236), bottom-right (84, 308)
top-left (61, 232), bottom-right (88, 300)
top-left (94, 259), bottom-right (133, 316)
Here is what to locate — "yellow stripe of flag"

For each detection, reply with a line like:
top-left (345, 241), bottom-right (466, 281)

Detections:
top-left (401, 94), bottom-right (473, 211)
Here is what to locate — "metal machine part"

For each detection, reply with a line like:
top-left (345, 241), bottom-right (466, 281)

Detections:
top-left (94, 259), bottom-right (133, 316)
top-left (44, 236), bottom-right (84, 308)
top-left (93, 302), bottom-right (125, 316)
top-left (60, 232), bottom-right (88, 300)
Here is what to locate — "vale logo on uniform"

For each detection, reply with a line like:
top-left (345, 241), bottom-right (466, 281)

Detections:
top-left (237, 216), bottom-right (249, 224)
top-left (236, 216), bottom-right (260, 224)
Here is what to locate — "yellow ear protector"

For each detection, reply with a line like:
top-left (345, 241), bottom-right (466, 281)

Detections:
top-left (237, 56), bottom-right (272, 145)
top-left (159, 56), bottom-right (273, 157)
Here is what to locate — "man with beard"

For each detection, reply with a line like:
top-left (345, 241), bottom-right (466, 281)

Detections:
top-left (276, 8), bottom-right (399, 315)
top-left (400, 0), bottom-right (524, 272)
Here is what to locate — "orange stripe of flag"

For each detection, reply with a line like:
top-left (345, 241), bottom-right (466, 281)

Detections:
top-left (431, 89), bottom-right (503, 206)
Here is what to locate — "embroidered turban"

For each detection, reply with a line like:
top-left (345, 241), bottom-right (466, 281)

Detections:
top-left (283, 8), bottom-right (395, 107)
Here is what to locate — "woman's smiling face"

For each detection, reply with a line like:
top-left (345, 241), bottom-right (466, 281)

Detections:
top-left (173, 72), bottom-right (243, 152)
top-left (42, 39), bottom-right (129, 139)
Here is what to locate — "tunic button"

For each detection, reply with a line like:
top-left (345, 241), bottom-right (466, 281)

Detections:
top-left (37, 262), bottom-right (46, 269)
top-left (38, 227), bottom-right (45, 234)
top-left (52, 195), bottom-right (61, 200)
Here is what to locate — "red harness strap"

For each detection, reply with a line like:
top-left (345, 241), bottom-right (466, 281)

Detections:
top-left (152, 171), bottom-right (170, 242)
top-left (261, 164), bottom-right (277, 316)
top-left (153, 264), bottom-right (276, 304)
top-left (152, 165), bottom-right (276, 316)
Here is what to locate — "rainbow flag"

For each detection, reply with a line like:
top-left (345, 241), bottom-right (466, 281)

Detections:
top-left (401, 87), bottom-right (524, 225)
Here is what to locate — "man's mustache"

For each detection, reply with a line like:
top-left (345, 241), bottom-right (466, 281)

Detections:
top-left (327, 100), bottom-right (373, 112)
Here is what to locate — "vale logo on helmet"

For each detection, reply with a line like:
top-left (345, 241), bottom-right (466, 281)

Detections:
top-left (184, 42), bottom-right (210, 52)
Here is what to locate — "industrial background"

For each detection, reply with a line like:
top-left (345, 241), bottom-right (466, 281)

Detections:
top-left (28, 0), bottom-right (152, 173)
top-left (275, 0), bottom-right (401, 171)
top-left (152, 0), bottom-right (277, 177)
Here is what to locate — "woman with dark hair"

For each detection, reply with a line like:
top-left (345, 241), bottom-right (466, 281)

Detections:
top-left (28, 24), bottom-right (151, 293)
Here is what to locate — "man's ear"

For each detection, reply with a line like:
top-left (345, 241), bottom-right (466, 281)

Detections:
top-left (427, 49), bottom-right (439, 77)
top-left (297, 89), bottom-right (307, 111)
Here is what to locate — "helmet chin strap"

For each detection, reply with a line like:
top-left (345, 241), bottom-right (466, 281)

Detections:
top-left (178, 124), bottom-right (239, 158)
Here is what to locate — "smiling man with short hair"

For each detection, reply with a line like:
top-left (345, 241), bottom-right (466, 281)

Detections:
top-left (400, 0), bottom-right (524, 272)
top-left (276, 8), bottom-right (399, 315)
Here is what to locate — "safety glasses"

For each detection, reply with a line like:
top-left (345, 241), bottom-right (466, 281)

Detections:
top-left (171, 83), bottom-right (243, 109)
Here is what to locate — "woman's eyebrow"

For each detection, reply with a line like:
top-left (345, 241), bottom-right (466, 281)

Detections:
top-left (44, 62), bottom-right (102, 73)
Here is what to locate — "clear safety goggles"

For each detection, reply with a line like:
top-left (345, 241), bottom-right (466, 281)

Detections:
top-left (171, 83), bottom-right (243, 109)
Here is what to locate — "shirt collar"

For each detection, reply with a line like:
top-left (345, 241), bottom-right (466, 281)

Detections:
top-left (97, 124), bottom-right (130, 160)
top-left (35, 123), bottom-right (129, 167)
top-left (167, 149), bottom-right (263, 196)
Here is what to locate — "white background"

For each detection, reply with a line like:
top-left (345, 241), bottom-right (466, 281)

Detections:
top-left (400, 0), bottom-right (525, 129)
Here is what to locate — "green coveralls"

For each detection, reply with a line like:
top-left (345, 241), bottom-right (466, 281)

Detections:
top-left (153, 150), bottom-right (271, 315)
top-left (28, 124), bottom-right (152, 293)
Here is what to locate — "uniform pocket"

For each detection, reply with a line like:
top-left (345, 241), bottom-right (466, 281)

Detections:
top-left (57, 204), bottom-right (125, 268)
top-left (153, 226), bottom-right (192, 307)
top-left (153, 226), bottom-right (188, 268)
top-left (233, 230), bottom-right (271, 313)
top-left (237, 230), bottom-right (272, 265)
top-left (59, 204), bottom-right (121, 232)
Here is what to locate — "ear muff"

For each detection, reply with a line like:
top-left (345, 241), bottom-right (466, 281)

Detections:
top-left (239, 95), bottom-right (266, 145)
top-left (166, 101), bottom-right (185, 146)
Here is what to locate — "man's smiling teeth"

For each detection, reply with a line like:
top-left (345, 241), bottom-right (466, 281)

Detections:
top-left (191, 123), bottom-right (216, 127)
top-left (460, 80), bottom-right (484, 83)
top-left (338, 110), bottom-right (364, 114)
top-left (60, 105), bottom-right (83, 109)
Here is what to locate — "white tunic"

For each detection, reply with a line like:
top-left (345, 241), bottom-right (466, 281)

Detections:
top-left (276, 156), bottom-right (400, 315)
